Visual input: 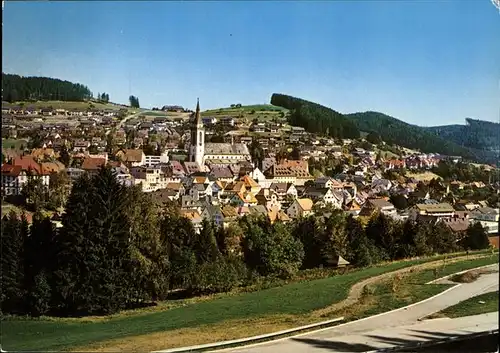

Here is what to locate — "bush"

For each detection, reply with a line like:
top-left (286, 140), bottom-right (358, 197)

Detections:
top-left (190, 257), bottom-right (244, 294)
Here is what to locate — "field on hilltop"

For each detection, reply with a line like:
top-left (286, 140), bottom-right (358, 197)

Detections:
top-left (2, 100), bottom-right (137, 112)
top-left (202, 104), bottom-right (289, 122)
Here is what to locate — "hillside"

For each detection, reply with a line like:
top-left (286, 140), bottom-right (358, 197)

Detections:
top-left (2, 73), bottom-right (93, 102)
top-left (2, 100), bottom-right (133, 112)
top-left (346, 111), bottom-right (479, 160)
top-left (270, 93), bottom-right (360, 139)
top-left (425, 118), bottom-right (500, 152)
top-left (202, 104), bottom-right (289, 122)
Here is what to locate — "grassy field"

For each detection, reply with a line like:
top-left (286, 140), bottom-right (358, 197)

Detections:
top-left (439, 291), bottom-right (499, 318)
top-left (2, 251), bottom-right (496, 352)
top-left (334, 255), bottom-right (499, 322)
top-left (2, 138), bottom-right (28, 151)
top-left (202, 104), bottom-right (289, 122)
top-left (3, 100), bottom-right (142, 114)
top-left (406, 171), bottom-right (442, 181)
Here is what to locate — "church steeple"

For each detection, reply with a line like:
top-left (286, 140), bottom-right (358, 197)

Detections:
top-left (189, 98), bottom-right (205, 166)
top-left (195, 98), bottom-right (201, 124)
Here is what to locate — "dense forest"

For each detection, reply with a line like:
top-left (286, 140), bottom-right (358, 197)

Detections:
top-left (270, 93), bottom-right (360, 139)
top-left (1, 166), bottom-right (490, 318)
top-left (2, 73), bottom-right (93, 102)
top-left (346, 111), bottom-right (481, 161)
top-left (425, 118), bottom-right (500, 153)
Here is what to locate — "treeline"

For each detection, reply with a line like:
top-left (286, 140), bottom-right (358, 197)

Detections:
top-left (270, 93), bottom-right (360, 139)
top-left (432, 160), bottom-right (498, 184)
top-left (129, 95), bottom-right (140, 108)
top-left (1, 167), bottom-right (491, 317)
top-left (2, 73), bottom-right (93, 102)
top-left (426, 118), bottom-right (500, 153)
top-left (97, 92), bottom-right (110, 103)
top-left (346, 111), bottom-right (479, 161)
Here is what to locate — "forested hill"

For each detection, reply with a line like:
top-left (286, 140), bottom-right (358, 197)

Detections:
top-left (425, 118), bottom-right (500, 152)
top-left (345, 111), bottom-right (479, 160)
top-left (270, 93), bottom-right (360, 139)
top-left (2, 73), bottom-right (93, 102)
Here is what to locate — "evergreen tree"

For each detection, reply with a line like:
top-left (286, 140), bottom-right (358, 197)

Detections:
top-left (194, 220), bottom-right (220, 264)
top-left (52, 167), bottom-right (135, 316)
top-left (0, 211), bottom-right (27, 314)
top-left (161, 209), bottom-right (198, 289)
top-left (464, 222), bottom-right (490, 250)
top-left (24, 212), bottom-right (57, 316)
top-left (345, 215), bottom-right (375, 267)
top-left (59, 145), bottom-right (71, 167)
top-left (291, 216), bottom-right (322, 269)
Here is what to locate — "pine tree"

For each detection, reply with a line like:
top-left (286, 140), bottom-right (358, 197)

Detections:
top-left (194, 220), bottom-right (220, 264)
top-left (24, 212), bottom-right (56, 316)
top-left (1, 211), bottom-right (28, 314)
top-left (464, 222), bottom-right (490, 250)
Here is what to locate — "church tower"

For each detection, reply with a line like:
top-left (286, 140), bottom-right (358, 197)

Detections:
top-left (189, 98), bottom-right (205, 166)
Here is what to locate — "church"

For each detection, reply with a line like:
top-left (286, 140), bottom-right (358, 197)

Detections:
top-left (189, 99), bottom-right (251, 167)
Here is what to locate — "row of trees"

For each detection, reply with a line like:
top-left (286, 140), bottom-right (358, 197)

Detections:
top-left (2, 73), bottom-right (93, 102)
top-left (129, 95), bottom-right (140, 108)
top-left (96, 92), bottom-right (110, 103)
top-left (1, 167), bottom-right (491, 318)
top-left (270, 93), bottom-right (360, 139)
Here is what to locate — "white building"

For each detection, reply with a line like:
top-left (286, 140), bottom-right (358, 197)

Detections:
top-left (145, 151), bottom-right (169, 167)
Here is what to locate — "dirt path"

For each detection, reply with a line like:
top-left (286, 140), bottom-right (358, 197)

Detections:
top-left (310, 254), bottom-right (491, 319)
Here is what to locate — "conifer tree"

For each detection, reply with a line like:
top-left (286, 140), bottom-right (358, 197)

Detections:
top-left (1, 211), bottom-right (29, 314)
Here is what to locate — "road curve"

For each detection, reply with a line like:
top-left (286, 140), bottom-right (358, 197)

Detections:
top-left (219, 264), bottom-right (499, 353)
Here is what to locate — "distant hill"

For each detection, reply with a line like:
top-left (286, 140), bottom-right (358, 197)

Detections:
top-left (424, 118), bottom-right (500, 152)
top-left (346, 111), bottom-right (480, 160)
top-left (2, 73), bottom-right (92, 102)
top-left (270, 93), bottom-right (360, 139)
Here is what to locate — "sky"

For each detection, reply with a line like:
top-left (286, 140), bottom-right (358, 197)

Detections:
top-left (3, 1), bottom-right (500, 126)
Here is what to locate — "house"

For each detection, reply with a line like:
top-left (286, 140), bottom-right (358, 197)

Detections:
top-left (151, 188), bottom-right (180, 206)
top-left (66, 167), bottom-right (85, 181)
top-left (81, 157), bottom-right (106, 176)
top-left (255, 188), bottom-right (282, 211)
top-left (221, 205), bottom-right (239, 228)
top-left (359, 198), bottom-right (397, 217)
top-left (1, 157), bottom-right (51, 196)
top-left (73, 139), bottom-right (91, 153)
top-left (304, 187), bottom-right (342, 209)
top-left (145, 151), bottom-right (169, 167)
top-left (230, 191), bottom-right (258, 207)
top-left (410, 203), bottom-right (455, 220)
top-left (286, 198), bottom-right (314, 219)
top-left (200, 205), bottom-right (225, 228)
top-left (470, 207), bottom-right (500, 223)
top-left (269, 182), bottom-right (298, 199)
top-left (189, 183), bottom-right (211, 201)
top-left (314, 177), bottom-right (344, 191)
top-left (267, 206), bottom-right (290, 224)
top-left (115, 149), bottom-right (146, 167)
top-left (209, 165), bottom-right (234, 183)
top-left (441, 217), bottom-right (470, 236)
top-left (180, 209), bottom-right (203, 233)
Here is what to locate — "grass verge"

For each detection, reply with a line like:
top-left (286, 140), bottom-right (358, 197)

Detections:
top-left (2, 251), bottom-right (497, 352)
top-left (438, 291), bottom-right (499, 318)
top-left (319, 254), bottom-right (499, 322)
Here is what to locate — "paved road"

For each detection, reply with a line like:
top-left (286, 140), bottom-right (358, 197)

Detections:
top-left (221, 264), bottom-right (499, 353)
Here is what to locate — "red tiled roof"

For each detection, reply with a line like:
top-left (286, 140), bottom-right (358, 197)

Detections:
top-left (1, 164), bottom-right (22, 177)
top-left (81, 157), bottom-right (106, 170)
top-left (12, 156), bottom-right (44, 175)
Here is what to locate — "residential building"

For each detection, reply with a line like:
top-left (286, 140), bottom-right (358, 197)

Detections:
top-left (286, 198), bottom-right (314, 219)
